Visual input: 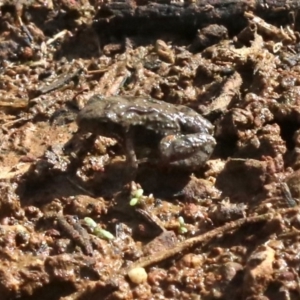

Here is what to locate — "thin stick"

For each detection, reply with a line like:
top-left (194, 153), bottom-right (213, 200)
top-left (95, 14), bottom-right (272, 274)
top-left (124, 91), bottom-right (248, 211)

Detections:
top-left (122, 207), bottom-right (299, 274)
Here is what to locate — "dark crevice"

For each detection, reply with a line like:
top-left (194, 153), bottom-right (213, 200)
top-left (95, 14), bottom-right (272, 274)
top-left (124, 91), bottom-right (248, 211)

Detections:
top-left (277, 120), bottom-right (300, 151)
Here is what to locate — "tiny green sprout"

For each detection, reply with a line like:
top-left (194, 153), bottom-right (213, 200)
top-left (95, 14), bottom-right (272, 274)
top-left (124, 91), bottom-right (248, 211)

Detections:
top-left (179, 226), bottom-right (188, 234)
top-left (134, 189), bottom-right (144, 198)
top-left (178, 216), bottom-right (188, 234)
top-left (178, 216), bottom-right (185, 225)
top-left (84, 217), bottom-right (115, 240)
top-left (84, 217), bottom-right (97, 230)
top-left (130, 197), bottom-right (139, 206)
top-left (130, 188), bottom-right (144, 206)
top-left (94, 227), bottom-right (115, 240)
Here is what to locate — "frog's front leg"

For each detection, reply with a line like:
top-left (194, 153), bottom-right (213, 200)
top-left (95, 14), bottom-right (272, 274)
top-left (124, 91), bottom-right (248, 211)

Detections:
top-left (123, 128), bottom-right (138, 170)
top-left (159, 133), bottom-right (216, 169)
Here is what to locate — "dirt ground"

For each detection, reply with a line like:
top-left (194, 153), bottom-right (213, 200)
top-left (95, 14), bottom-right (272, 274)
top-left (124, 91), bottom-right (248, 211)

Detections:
top-left (1, 1), bottom-right (300, 299)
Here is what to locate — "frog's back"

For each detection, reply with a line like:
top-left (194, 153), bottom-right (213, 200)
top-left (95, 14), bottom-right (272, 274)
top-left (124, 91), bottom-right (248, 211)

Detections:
top-left (116, 96), bottom-right (181, 134)
top-left (77, 95), bottom-right (211, 137)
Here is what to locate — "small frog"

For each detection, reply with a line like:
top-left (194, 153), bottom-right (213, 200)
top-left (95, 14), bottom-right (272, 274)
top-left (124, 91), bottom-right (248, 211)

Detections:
top-left (76, 95), bottom-right (216, 169)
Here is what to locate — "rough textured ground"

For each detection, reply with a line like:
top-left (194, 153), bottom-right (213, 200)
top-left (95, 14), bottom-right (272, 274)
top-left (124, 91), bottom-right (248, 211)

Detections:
top-left (1, 1), bottom-right (300, 299)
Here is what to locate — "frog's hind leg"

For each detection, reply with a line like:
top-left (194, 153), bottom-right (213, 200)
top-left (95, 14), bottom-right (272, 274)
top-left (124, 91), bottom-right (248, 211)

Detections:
top-left (159, 133), bottom-right (216, 169)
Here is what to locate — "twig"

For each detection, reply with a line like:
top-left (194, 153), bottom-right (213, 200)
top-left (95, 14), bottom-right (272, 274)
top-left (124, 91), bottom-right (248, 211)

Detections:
top-left (1, 116), bottom-right (31, 133)
top-left (135, 208), bottom-right (166, 232)
top-left (46, 29), bottom-right (72, 45)
top-left (86, 68), bottom-right (109, 75)
top-left (56, 215), bottom-right (93, 256)
top-left (202, 71), bottom-right (242, 115)
top-left (0, 98), bottom-right (28, 109)
top-left (122, 206), bottom-right (300, 275)
top-left (36, 68), bottom-right (83, 96)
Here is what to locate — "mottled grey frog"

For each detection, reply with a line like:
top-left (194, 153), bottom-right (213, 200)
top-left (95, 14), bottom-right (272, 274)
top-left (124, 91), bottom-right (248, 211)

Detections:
top-left (76, 95), bottom-right (216, 169)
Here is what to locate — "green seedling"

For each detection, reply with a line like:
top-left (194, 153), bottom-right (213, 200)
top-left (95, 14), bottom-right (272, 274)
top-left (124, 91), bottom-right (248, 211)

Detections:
top-left (178, 216), bottom-right (188, 234)
top-left (130, 188), bottom-right (144, 206)
top-left (84, 217), bottom-right (115, 240)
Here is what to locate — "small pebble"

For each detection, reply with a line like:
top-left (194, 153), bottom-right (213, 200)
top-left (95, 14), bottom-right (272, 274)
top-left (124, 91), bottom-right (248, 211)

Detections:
top-left (128, 267), bottom-right (148, 284)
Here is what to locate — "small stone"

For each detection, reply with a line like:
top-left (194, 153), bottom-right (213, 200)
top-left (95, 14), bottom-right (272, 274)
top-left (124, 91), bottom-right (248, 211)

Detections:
top-left (128, 267), bottom-right (148, 284)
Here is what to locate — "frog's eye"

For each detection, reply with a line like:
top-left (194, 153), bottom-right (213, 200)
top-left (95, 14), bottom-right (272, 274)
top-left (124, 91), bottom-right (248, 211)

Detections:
top-left (180, 106), bottom-right (194, 114)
